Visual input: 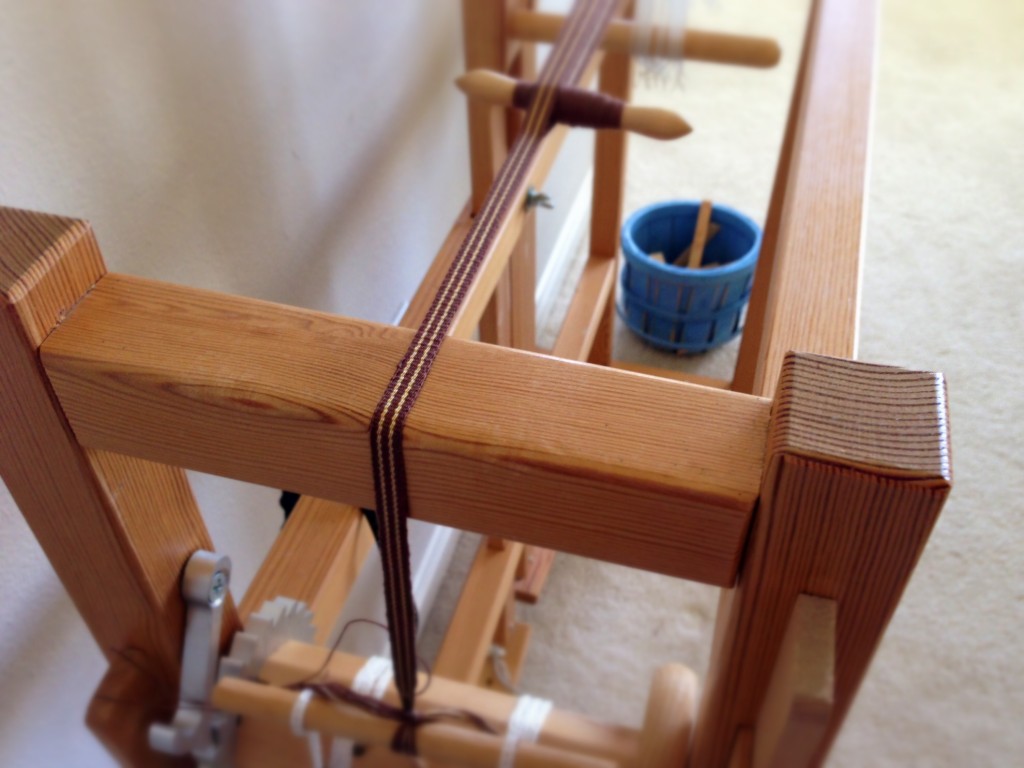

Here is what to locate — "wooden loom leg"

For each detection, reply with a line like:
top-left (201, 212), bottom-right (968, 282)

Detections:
top-left (691, 352), bottom-right (952, 768)
top-left (0, 208), bottom-right (234, 766)
top-left (505, 17), bottom-right (538, 354)
top-left (465, 0), bottom-right (550, 617)
top-left (461, 0), bottom-right (509, 215)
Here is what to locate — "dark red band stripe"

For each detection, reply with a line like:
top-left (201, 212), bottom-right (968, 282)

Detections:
top-left (513, 80), bottom-right (625, 130)
top-left (368, 0), bottom-right (618, 750)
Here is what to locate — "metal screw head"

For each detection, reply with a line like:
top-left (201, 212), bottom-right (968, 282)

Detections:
top-left (525, 187), bottom-right (554, 210)
top-left (208, 570), bottom-right (228, 606)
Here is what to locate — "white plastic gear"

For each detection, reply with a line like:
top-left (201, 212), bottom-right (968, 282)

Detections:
top-left (220, 596), bottom-right (317, 680)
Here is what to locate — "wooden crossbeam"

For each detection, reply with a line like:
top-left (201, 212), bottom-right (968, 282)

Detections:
top-left (732, 0), bottom-right (876, 398)
top-left (693, 353), bottom-right (951, 766)
top-left (40, 273), bottom-right (768, 586)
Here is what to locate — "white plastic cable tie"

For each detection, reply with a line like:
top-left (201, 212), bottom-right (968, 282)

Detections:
top-left (290, 687), bottom-right (324, 768)
top-left (328, 655), bottom-right (395, 768)
top-left (354, 654), bottom-right (394, 700)
top-left (499, 694), bottom-right (553, 768)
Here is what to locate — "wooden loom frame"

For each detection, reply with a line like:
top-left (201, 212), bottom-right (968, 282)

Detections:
top-left (0, 0), bottom-right (951, 766)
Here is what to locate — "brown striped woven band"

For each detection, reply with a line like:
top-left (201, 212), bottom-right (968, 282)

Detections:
top-left (367, 0), bottom-right (619, 754)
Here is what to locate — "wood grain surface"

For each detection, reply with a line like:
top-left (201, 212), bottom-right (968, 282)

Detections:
top-left (41, 273), bottom-right (769, 585)
top-left (732, 0), bottom-right (877, 398)
top-left (0, 207), bottom-right (228, 766)
top-left (693, 352), bottom-right (951, 767)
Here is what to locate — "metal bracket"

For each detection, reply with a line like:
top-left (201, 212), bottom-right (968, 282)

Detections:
top-left (525, 186), bottom-right (554, 210)
top-left (149, 550), bottom-right (236, 767)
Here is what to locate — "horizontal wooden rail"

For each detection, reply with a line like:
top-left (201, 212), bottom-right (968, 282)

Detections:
top-left (732, 0), bottom-right (876, 398)
top-left (41, 274), bottom-right (769, 586)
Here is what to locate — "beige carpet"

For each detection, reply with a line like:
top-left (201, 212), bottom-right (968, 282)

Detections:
top-left (422, 1), bottom-right (1024, 765)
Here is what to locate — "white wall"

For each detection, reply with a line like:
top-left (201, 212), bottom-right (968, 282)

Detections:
top-left (0, 2), bottom-right (589, 764)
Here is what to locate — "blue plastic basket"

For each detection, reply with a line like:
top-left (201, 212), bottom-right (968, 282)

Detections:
top-left (619, 200), bottom-right (761, 353)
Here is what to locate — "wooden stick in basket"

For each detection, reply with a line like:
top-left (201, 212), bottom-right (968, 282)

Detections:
top-left (676, 200), bottom-right (716, 268)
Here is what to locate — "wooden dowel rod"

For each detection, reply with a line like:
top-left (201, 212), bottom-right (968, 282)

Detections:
top-left (456, 70), bottom-right (692, 140)
top-left (259, 640), bottom-right (640, 766)
top-left (508, 10), bottom-right (781, 68)
top-left (213, 677), bottom-right (616, 768)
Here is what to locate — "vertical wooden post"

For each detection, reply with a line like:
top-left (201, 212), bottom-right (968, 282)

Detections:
top-left (506, 15), bottom-right (538, 352)
top-left (693, 352), bottom-right (951, 767)
top-left (0, 208), bottom-right (234, 766)
top-left (586, 43), bottom-right (631, 366)
top-left (461, 0), bottom-right (510, 215)
top-left (466, 0), bottom-right (540, 352)
top-left (463, 0), bottom-right (512, 347)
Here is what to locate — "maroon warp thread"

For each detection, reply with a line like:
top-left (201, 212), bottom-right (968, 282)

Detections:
top-left (512, 81), bottom-right (624, 130)
top-left (295, 682), bottom-right (496, 755)
top-left (365, 0), bottom-right (618, 757)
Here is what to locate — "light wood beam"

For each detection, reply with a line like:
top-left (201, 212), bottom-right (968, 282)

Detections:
top-left (611, 361), bottom-right (730, 390)
top-left (41, 273), bottom-right (769, 585)
top-left (461, 0), bottom-right (509, 214)
top-left (244, 639), bottom-right (642, 767)
top-left (585, 43), bottom-right (632, 367)
top-left (435, 540), bottom-right (525, 683)
top-left (553, 255), bottom-right (617, 362)
top-left (731, 0), bottom-right (817, 396)
top-left (692, 352), bottom-right (951, 767)
top-left (0, 207), bottom-right (230, 766)
top-left (731, 0), bottom-right (877, 399)
top-left (239, 498), bottom-right (373, 642)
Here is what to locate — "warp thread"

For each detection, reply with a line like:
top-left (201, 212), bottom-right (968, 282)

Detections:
top-left (365, 0), bottom-right (618, 756)
top-left (292, 680), bottom-right (497, 756)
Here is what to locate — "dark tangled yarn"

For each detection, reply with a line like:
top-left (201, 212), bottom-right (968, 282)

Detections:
top-left (294, 681), bottom-right (496, 755)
